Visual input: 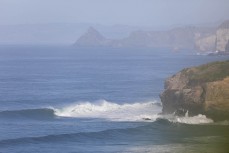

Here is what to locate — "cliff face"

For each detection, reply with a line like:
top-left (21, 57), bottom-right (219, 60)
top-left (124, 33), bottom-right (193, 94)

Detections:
top-left (195, 20), bottom-right (229, 52)
top-left (160, 60), bottom-right (229, 121)
top-left (226, 40), bottom-right (229, 52)
top-left (194, 34), bottom-right (216, 52)
top-left (216, 21), bottom-right (229, 52)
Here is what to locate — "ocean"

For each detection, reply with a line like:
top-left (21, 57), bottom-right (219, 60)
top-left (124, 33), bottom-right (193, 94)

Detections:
top-left (0, 45), bottom-right (228, 153)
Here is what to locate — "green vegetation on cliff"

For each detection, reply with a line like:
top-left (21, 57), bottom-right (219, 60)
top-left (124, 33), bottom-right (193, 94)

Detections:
top-left (181, 60), bottom-right (229, 85)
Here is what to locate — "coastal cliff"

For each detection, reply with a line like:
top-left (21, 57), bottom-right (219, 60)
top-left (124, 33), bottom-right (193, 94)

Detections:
top-left (195, 20), bottom-right (229, 53)
top-left (160, 60), bottom-right (229, 121)
top-left (216, 21), bottom-right (229, 52)
top-left (74, 20), bottom-right (229, 53)
top-left (74, 26), bottom-right (214, 50)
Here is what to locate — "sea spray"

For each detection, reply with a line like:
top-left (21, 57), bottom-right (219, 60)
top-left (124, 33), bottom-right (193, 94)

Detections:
top-left (161, 113), bottom-right (214, 124)
top-left (53, 100), bottom-right (214, 124)
top-left (54, 100), bottom-right (162, 121)
top-left (0, 100), bottom-right (214, 124)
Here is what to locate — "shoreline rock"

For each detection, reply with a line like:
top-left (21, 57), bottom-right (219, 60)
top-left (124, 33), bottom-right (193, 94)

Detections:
top-left (160, 60), bottom-right (229, 121)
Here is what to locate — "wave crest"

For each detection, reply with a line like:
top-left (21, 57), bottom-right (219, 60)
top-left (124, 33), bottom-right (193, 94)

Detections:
top-left (0, 108), bottom-right (55, 120)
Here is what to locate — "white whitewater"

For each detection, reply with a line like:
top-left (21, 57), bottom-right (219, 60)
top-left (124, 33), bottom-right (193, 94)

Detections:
top-left (54, 100), bottom-right (161, 121)
top-left (54, 100), bottom-right (214, 124)
top-left (162, 111), bottom-right (214, 124)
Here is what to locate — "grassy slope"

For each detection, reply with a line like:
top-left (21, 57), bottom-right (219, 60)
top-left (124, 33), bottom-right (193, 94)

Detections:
top-left (181, 60), bottom-right (229, 85)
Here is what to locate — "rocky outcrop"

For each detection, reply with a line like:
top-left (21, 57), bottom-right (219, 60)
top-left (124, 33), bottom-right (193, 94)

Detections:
top-left (160, 60), bottom-right (229, 121)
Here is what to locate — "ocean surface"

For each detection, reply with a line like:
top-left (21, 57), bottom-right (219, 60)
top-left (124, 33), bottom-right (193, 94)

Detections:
top-left (0, 45), bottom-right (228, 153)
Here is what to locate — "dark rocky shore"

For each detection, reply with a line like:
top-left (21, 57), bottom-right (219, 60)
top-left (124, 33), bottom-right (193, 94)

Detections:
top-left (160, 60), bottom-right (229, 121)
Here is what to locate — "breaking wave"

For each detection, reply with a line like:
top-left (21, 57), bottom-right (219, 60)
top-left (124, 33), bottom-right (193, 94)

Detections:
top-left (53, 100), bottom-right (213, 124)
top-left (54, 100), bottom-right (162, 121)
top-left (0, 100), bottom-right (215, 124)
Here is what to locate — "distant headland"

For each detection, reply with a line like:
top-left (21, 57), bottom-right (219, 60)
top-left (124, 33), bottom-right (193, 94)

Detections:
top-left (74, 20), bottom-right (229, 55)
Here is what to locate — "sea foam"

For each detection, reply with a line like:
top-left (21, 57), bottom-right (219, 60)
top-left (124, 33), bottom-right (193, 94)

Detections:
top-left (162, 112), bottom-right (214, 124)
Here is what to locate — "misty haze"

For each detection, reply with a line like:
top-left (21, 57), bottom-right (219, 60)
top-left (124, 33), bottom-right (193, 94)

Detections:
top-left (0, 0), bottom-right (229, 153)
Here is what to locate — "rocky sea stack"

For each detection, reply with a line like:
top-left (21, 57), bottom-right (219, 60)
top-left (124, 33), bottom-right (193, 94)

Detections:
top-left (160, 60), bottom-right (229, 121)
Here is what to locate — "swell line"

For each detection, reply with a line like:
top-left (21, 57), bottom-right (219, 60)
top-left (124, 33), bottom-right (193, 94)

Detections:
top-left (0, 108), bottom-right (55, 120)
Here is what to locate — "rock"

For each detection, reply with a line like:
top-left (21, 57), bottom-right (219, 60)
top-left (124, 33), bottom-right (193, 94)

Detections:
top-left (204, 77), bottom-right (229, 119)
top-left (160, 60), bottom-right (229, 121)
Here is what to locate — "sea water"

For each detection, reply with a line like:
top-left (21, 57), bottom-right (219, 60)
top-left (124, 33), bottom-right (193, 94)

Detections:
top-left (0, 45), bottom-right (228, 153)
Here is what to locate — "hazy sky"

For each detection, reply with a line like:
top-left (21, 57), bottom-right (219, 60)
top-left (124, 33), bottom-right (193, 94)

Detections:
top-left (0, 0), bottom-right (229, 26)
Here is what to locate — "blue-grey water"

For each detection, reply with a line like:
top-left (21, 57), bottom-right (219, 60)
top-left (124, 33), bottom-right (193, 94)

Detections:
top-left (0, 45), bottom-right (228, 153)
